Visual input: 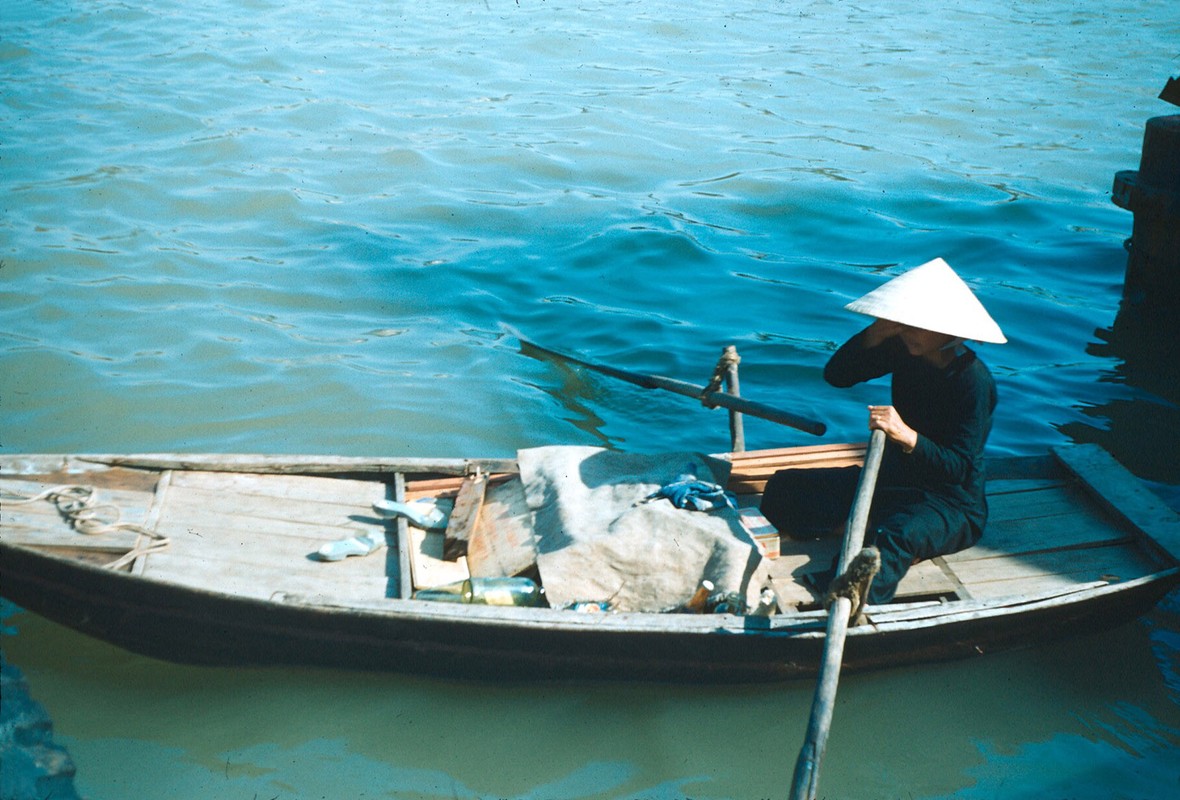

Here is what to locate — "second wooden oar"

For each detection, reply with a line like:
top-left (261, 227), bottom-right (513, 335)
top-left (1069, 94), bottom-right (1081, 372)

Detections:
top-left (789, 428), bottom-right (886, 800)
top-left (520, 339), bottom-right (827, 437)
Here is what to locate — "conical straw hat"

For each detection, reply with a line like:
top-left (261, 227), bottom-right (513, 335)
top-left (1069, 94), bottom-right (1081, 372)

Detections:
top-left (844, 258), bottom-right (1007, 344)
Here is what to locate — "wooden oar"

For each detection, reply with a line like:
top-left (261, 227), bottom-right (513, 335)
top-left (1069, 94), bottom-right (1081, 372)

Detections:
top-left (520, 338), bottom-right (827, 437)
top-left (789, 428), bottom-right (887, 800)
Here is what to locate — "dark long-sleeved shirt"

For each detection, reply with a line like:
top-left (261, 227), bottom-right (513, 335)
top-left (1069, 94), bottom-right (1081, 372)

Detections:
top-left (823, 328), bottom-right (997, 533)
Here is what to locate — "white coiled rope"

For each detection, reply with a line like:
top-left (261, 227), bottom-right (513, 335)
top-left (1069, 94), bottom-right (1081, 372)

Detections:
top-left (3, 484), bottom-right (170, 570)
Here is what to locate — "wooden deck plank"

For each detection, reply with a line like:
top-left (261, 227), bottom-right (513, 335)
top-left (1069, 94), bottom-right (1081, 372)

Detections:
top-left (1, 477), bottom-right (155, 551)
top-left (394, 473), bottom-right (412, 600)
top-left (162, 484), bottom-right (384, 529)
top-left (154, 504), bottom-right (378, 541)
top-left (896, 559), bottom-right (961, 599)
top-left (1, 478), bottom-right (154, 522)
top-left (985, 478), bottom-right (1067, 496)
top-left (154, 523), bottom-right (390, 571)
top-left (0, 519), bottom-right (142, 550)
top-left (951, 542), bottom-right (1160, 592)
top-left (167, 470), bottom-right (387, 506)
top-left (985, 484), bottom-right (1088, 523)
top-left (767, 538), bottom-right (960, 604)
top-left (152, 509), bottom-right (387, 561)
top-left (1053, 444), bottom-right (1180, 565)
top-left (132, 469), bottom-right (174, 576)
top-left (726, 443), bottom-right (866, 494)
top-left (947, 510), bottom-right (1131, 563)
top-left (444, 473), bottom-right (487, 561)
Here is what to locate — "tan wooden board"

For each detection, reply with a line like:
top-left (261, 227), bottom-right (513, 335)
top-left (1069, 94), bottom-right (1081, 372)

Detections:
top-left (467, 478), bottom-right (538, 579)
top-left (444, 474), bottom-right (487, 560)
top-left (727, 443), bottom-right (867, 493)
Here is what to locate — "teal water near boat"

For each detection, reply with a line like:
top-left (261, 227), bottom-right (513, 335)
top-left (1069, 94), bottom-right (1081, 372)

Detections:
top-left (2, 0), bottom-right (1179, 797)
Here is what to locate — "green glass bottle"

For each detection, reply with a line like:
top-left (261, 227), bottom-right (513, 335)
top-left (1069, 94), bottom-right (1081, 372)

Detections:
top-left (414, 577), bottom-right (546, 607)
top-left (412, 580), bottom-right (473, 603)
top-left (466, 577), bottom-right (547, 607)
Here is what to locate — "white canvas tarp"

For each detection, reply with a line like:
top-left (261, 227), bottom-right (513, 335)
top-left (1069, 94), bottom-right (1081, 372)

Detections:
top-left (518, 446), bottom-right (769, 612)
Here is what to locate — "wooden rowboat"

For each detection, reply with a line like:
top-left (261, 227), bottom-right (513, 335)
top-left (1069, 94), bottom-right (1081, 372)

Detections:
top-left (2, 443), bottom-right (1178, 682)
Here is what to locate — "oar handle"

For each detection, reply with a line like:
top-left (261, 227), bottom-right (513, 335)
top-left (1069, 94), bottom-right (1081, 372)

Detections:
top-left (789, 428), bottom-right (887, 800)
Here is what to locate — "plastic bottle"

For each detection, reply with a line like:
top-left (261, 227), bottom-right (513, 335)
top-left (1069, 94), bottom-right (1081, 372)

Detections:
top-left (414, 577), bottom-right (547, 607)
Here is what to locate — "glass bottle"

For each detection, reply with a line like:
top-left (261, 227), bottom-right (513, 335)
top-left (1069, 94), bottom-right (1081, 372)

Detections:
top-left (414, 577), bottom-right (547, 607)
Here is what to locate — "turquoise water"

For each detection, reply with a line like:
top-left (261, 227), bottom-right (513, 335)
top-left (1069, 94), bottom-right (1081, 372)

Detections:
top-left (3, 0), bottom-right (1179, 797)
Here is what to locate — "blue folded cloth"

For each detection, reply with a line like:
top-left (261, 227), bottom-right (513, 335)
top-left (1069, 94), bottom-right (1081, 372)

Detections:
top-left (646, 465), bottom-right (737, 512)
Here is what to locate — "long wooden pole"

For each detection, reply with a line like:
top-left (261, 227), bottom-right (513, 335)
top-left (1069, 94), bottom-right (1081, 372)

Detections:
top-left (520, 339), bottom-right (826, 437)
top-left (790, 429), bottom-right (886, 800)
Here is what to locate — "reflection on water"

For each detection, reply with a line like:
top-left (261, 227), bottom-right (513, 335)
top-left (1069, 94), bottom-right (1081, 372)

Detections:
top-left (2, 603), bottom-right (1178, 800)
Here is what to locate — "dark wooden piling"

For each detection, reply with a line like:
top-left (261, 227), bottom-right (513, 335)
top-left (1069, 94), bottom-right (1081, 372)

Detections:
top-left (1112, 110), bottom-right (1180, 324)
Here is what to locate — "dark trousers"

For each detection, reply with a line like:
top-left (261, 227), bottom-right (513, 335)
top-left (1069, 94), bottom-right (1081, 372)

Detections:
top-left (760, 467), bottom-right (980, 604)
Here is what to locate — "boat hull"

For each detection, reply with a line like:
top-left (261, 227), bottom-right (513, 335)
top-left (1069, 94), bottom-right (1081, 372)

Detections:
top-left (3, 538), bottom-right (1175, 682)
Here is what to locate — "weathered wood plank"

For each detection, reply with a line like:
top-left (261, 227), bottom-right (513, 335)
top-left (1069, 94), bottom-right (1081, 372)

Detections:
top-left (952, 542), bottom-right (1160, 596)
top-left (443, 473), bottom-right (487, 561)
top-left (152, 522), bottom-right (388, 574)
top-left (0, 461), bottom-right (160, 492)
top-left (154, 502), bottom-right (377, 541)
top-left (403, 473), bottom-right (516, 501)
top-left (167, 470), bottom-right (386, 506)
top-left (163, 485), bottom-right (382, 529)
top-left (985, 478), bottom-right (1067, 496)
top-left (947, 510), bottom-right (1131, 563)
top-left (393, 473), bottom-right (412, 600)
top-left (985, 484), bottom-right (1085, 523)
top-left (1053, 444), bottom-right (1180, 565)
top-left (727, 444), bottom-right (867, 494)
top-left (131, 471), bottom-right (174, 575)
top-left (895, 559), bottom-right (960, 599)
top-left (0, 521), bottom-right (142, 550)
top-left (1, 478), bottom-right (154, 521)
top-left (467, 478), bottom-right (538, 579)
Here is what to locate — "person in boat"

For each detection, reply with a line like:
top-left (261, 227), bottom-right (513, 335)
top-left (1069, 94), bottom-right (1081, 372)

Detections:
top-left (760, 257), bottom-right (1006, 604)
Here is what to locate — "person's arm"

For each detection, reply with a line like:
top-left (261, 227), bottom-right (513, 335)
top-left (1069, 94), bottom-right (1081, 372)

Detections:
top-left (824, 320), bottom-right (905, 388)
